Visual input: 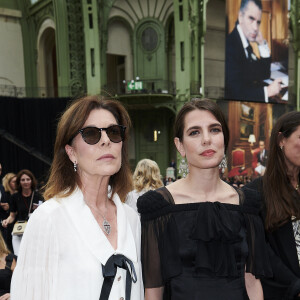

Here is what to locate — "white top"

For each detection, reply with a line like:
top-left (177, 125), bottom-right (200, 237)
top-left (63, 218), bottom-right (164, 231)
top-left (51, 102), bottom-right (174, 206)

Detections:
top-left (125, 189), bottom-right (148, 212)
top-left (11, 187), bottom-right (144, 300)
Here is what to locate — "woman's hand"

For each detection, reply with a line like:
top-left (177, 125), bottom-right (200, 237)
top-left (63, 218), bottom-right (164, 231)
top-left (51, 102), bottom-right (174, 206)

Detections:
top-left (0, 203), bottom-right (9, 211)
top-left (1, 219), bottom-right (9, 228)
top-left (2, 213), bottom-right (16, 228)
top-left (145, 287), bottom-right (164, 300)
top-left (0, 292), bottom-right (10, 300)
top-left (245, 272), bottom-right (263, 300)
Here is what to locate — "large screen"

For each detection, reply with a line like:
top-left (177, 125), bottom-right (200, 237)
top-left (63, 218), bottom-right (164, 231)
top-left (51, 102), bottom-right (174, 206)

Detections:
top-left (225, 0), bottom-right (289, 103)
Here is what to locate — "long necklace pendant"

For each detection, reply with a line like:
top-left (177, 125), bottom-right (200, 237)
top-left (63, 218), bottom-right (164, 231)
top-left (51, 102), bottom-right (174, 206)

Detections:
top-left (103, 218), bottom-right (111, 235)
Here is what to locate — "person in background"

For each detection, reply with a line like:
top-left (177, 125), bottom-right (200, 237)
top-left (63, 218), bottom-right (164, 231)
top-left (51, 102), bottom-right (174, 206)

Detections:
top-left (126, 158), bottom-right (163, 212)
top-left (1, 173), bottom-right (17, 252)
top-left (225, 0), bottom-right (282, 102)
top-left (10, 95), bottom-right (143, 300)
top-left (257, 140), bottom-right (268, 167)
top-left (2, 170), bottom-right (43, 256)
top-left (0, 231), bottom-right (16, 300)
top-left (0, 166), bottom-right (10, 254)
top-left (2, 173), bottom-right (17, 197)
top-left (138, 99), bottom-right (272, 300)
top-left (246, 111), bottom-right (300, 299)
top-left (165, 177), bottom-right (174, 186)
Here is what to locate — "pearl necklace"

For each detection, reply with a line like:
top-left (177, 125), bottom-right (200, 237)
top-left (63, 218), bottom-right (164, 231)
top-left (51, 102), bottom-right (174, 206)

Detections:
top-left (296, 183), bottom-right (299, 191)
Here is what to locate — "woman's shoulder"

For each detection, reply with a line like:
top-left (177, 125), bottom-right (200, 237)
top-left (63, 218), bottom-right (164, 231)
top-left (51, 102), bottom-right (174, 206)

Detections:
top-left (30, 198), bottom-right (61, 219)
top-left (137, 187), bottom-right (171, 216)
top-left (240, 185), bottom-right (264, 213)
top-left (10, 192), bottom-right (20, 200)
top-left (123, 201), bottom-right (139, 219)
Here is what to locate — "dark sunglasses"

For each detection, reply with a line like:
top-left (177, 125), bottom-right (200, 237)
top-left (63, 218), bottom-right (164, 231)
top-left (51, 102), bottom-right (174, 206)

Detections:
top-left (77, 125), bottom-right (126, 145)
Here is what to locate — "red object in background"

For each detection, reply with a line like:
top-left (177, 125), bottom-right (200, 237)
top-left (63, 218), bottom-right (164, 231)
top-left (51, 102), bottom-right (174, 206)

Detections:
top-left (228, 148), bottom-right (248, 177)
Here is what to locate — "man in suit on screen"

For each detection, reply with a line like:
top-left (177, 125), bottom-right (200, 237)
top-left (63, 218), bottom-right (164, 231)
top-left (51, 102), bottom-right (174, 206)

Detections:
top-left (225, 0), bottom-right (282, 103)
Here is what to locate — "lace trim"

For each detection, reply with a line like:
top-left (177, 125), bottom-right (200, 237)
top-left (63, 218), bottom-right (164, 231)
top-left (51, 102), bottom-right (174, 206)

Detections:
top-left (292, 217), bottom-right (300, 266)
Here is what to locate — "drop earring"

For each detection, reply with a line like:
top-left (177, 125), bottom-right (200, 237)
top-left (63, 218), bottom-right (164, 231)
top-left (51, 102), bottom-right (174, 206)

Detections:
top-left (219, 155), bottom-right (227, 173)
top-left (74, 161), bottom-right (77, 172)
top-left (178, 157), bottom-right (189, 178)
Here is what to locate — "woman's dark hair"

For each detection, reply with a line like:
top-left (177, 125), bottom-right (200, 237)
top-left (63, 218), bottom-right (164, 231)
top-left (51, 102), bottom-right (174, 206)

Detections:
top-left (44, 95), bottom-right (133, 202)
top-left (263, 111), bottom-right (300, 231)
top-left (16, 169), bottom-right (37, 193)
top-left (174, 98), bottom-right (230, 153)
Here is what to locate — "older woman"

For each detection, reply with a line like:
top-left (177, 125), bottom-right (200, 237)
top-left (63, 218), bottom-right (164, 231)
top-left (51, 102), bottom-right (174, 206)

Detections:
top-left (138, 99), bottom-right (272, 300)
top-left (126, 158), bottom-right (163, 212)
top-left (10, 96), bottom-right (143, 300)
top-left (246, 111), bottom-right (300, 299)
top-left (2, 170), bottom-right (43, 256)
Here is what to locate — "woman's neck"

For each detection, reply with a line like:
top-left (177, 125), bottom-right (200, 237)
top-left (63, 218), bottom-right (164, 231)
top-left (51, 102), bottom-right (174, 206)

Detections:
top-left (286, 161), bottom-right (300, 190)
top-left (186, 167), bottom-right (222, 193)
top-left (80, 175), bottom-right (111, 209)
top-left (22, 188), bottom-right (32, 197)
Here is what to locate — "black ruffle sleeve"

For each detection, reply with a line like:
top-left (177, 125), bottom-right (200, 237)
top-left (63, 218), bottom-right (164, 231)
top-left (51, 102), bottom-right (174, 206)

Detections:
top-left (137, 190), bottom-right (182, 288)
top-left (242, 187), bottom-right (273, 277)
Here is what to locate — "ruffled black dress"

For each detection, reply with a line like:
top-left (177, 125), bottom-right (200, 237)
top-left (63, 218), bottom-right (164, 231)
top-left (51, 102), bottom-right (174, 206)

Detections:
top-left (137, 186), bottom-right (272, 300)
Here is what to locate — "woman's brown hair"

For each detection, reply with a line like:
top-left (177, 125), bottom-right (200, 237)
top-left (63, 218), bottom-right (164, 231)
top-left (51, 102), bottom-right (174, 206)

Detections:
top-left (16, 169), bottom-right (37, 193)
top-left (44, 95), bottom-right (133, 202)
top-left (174, 98), bottom-right (230, 153)
top-left (263, 111), bottom-right (300, 231)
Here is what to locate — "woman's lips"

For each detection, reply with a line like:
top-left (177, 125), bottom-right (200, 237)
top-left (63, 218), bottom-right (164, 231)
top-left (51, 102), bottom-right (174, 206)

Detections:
top-left (98, 154), bottom-right (114, 160)
top-left (200, 149), bottom-right (216, 157)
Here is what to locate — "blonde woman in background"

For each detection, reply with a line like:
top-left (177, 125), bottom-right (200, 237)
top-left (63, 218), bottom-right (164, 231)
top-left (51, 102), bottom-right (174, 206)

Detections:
top-left (126, 159), bottom-right (163, 212)
top-left (2, 173), bottom-right (17, 196)
top-left (0, 231), bottom-right (16, 300)
top-left (1, 173), bottom-right (16, 252)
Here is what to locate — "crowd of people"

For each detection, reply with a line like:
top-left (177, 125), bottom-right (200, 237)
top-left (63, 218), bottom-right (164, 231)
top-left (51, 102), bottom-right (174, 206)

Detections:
top-left (0, 94), bottom-right (299, 300)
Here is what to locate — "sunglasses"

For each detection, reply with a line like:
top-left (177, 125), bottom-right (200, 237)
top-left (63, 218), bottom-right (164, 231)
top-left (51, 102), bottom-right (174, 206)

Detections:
top-left (76, 125), bottom-right (126, 145)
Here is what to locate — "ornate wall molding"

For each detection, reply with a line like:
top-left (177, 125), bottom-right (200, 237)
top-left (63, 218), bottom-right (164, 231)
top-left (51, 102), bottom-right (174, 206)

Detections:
top-left (66, 0), bottom-right (86, 96)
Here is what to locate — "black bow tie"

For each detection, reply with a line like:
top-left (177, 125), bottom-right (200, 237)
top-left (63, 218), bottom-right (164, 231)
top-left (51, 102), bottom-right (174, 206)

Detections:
top-left (99, 254), bottom-right (137, 300)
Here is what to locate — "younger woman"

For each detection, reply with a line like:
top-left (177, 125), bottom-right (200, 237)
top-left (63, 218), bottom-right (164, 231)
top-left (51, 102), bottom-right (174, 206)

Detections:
top-left (138, 99), bottom-right (272, 300)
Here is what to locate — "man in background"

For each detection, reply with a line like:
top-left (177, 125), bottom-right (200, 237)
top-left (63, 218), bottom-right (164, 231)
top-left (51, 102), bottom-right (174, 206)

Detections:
top-left (257, 140), bottom-right (268, 167)
top-left (225, 0), bottom-right (282, 102)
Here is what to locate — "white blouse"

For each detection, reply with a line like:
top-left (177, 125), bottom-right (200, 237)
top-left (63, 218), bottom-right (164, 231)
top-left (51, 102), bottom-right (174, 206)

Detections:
top-left (11, 187), bottom-right (144, 300)
top-left (125, 189), bottom-right (147, 212)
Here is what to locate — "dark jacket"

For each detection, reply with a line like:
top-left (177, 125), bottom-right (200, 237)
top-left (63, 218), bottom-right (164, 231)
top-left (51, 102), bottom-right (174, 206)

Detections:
top-left (225, 25), bottom-right (271, 102)
top-left (245, 178), bottom-right (300, 300)
top-left (257, 149), bottom-right (268, 167)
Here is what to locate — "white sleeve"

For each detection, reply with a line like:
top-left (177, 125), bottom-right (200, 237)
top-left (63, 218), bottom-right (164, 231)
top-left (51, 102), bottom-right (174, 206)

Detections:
top-left (258, 41), bottom-right (270, 58)
top-left (11, 205), bottom-right (59, 300)
top-left (125, 191), bottom-right (138, 212)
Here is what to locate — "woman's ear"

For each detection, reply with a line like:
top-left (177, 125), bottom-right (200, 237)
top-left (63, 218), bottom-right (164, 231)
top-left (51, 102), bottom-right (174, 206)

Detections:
top-left (174, 137), bottom-right (186, 157)
top-left (278, 132), bottom-right (285, 148)
top-left (65, 144), bottom-right (76, 163)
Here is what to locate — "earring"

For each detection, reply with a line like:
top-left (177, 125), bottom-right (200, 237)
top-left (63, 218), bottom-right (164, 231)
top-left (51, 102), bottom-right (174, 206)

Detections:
top-left (280, 145), bottom-right (283, 150)
top-left (73, 161), bottom-right (77, 172)
top-left (178, 158), bottom-right (189, 178)
top-left (219, 155), bottom-right (227, 173)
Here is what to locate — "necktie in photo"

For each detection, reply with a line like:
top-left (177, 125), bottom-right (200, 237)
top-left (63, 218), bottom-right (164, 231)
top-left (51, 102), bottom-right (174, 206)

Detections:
top-left (246, 44), bottom-right (254, 62)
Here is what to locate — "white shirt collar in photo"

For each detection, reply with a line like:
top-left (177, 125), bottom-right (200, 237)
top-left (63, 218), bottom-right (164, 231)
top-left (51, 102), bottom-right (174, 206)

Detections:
top-left (237, 24), bottom-right (249, 53)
